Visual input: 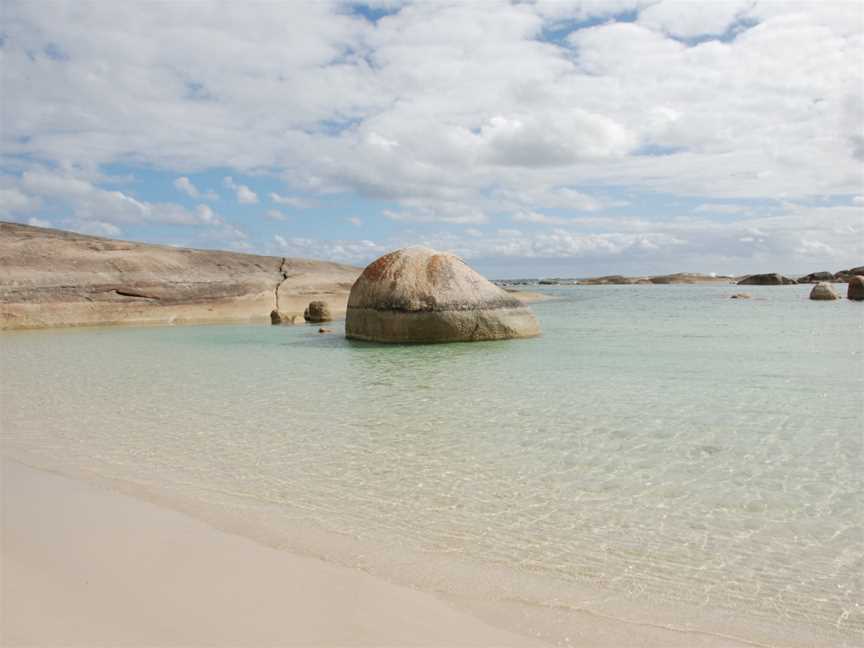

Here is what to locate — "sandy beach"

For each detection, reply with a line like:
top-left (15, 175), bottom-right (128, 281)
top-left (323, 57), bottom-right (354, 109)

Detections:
top-left (1, 457), bottom-right (543, 647)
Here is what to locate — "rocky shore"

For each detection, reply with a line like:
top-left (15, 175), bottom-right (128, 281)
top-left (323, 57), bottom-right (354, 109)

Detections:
top-left (0, 222), bottom-right (360, 330)
top-left (498, 267), bottom-right (863, 287)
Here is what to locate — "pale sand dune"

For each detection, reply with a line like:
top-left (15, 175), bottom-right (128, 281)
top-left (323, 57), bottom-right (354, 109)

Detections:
top-left (0, 458), bottom-right (544, 647)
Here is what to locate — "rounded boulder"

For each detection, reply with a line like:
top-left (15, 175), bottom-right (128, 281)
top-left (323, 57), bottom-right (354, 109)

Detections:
top-left (345, 246), bottom-right (540, 343)
top-left (304, 301), bottom-right (332, 323)
top-left (848, 275), bottom-right (864, 301)
top-left (809, 282), bottom-right (838, 301)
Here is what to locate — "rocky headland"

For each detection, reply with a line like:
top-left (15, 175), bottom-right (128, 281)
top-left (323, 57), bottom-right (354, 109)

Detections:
top-left (0, 222), bottom-right (360, 330)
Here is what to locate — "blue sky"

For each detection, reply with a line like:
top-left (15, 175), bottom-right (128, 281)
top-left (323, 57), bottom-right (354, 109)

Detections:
top-left (1, 0), bottom-right (862, 278)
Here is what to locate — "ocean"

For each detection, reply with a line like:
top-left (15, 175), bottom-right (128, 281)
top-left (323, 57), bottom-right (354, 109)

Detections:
top-left (2, 284), bottom-right (862, 647)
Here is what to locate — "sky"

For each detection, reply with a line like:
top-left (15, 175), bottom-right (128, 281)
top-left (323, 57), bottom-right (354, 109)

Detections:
top-left (1, 0), bottom-right (862, 278)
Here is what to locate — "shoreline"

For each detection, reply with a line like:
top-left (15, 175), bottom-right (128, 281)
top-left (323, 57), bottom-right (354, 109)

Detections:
top-left (0, 451), bottom-right (773, 648)
top-left (1, 456), bottom-right (545, 647)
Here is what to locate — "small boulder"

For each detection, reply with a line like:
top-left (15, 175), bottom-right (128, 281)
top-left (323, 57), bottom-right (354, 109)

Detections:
top-left (318, 327), bottom-right (333, 334)
top-left (737, 273), bottom-right (796, 285)
top-left (848, 276), bottom-right (864, 301)
top-left (345, 246), bottom-right (540, 343)
top-left (304, 301), bottom-right (332, 323)
top-left (270, 310), bottom-right (298, 325)
top-left (809, 282), bottom-right (838, 301)
top-left (730, 293), bottom-right (751, 299)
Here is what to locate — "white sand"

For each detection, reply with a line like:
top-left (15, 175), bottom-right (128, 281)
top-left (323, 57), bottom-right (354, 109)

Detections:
top-left (0, 458), bottom-right (544, 647)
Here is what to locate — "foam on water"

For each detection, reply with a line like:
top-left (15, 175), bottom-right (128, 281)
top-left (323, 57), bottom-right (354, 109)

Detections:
top-left (2, 284), bottom-right (862, 646)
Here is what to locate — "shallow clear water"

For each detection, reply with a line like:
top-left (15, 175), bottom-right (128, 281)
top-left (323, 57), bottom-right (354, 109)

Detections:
top-left (2, 285), bottom-right (862, 646)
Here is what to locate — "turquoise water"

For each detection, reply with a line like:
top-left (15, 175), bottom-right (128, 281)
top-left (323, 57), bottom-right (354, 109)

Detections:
top-left (2, 284), bottom-right (862, 646)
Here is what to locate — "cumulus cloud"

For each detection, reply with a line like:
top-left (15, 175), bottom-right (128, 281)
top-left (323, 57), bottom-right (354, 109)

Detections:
top-left (174, 177), bottom-right (200, 198)
top-left (272, 233), bottom-right (386, 264)
top-left (0, 187), bottom-right (41, 215)
top-left (2, 0), bottom-right (862, 271)
top-left (27, 216), bottom-right (51, 228)
top-left (638, 0), bottom-right (753, 38)
top-left (224, 177), bottom-right (258, 204)
top-left (174, 176), bottom-right (218, 200)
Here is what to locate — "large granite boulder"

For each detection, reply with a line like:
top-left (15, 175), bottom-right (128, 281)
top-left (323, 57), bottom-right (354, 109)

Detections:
top-left (798, 271), bottom-right (834, 283)
top-left (345, 246), bottom-right (540, 343)
top-left (737, 273), bottom-right (797, 285)
top-left (809, 283), bottom-right (838, 300)
top-left (848, 276), bottom-right (864, 301)
top-left (304, 300), bottom-right (332, 322)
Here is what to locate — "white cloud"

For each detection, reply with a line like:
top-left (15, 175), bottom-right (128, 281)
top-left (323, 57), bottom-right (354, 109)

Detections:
top-left (224, 176), bottom-right (258, 204)
top-left (272, 233), bottom-right (384, 264)
top-left (270, 192), bottom-right (315, 208)
top-left (478, 112), bottom-right (637, 166)
top-left (27, 216), bottom-right (51, 228)
top-left (638, 0), bottom-right (753, 38)
top-left (2, 1), bottom-right (862, 272)
top-left (0, 187), bottom-right (41, 215)
top-left (693, 203), bottom-right (751, 214)
top-left (174, 176), bottom-right (200, 198)
top-left (265, 209), bottom-right (288, 221)
top-left (512, 211), bottom-right (573, 226)
top-left (384, 206), bottom-right (487, 225)
top-left (72, 221), bottom-right (123, 237)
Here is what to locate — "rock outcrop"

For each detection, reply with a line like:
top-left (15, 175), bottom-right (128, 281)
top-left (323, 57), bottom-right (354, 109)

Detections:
top-left (835, 266), bottom-right (864, 282)
top-left (304, 300), bottom-right (332, 322)
top-left (798, 271), bottom-right (835, 283)
top-left (345, 246), bottom-right (540, 343)
top-left (737, 273), bottom-right (797, 286)
top-left (0, 222), bottom-right (360, 330)
top-left (809, 283), bottom-right (838, 300)
top-left (848, 276), bottom-right (864, 301)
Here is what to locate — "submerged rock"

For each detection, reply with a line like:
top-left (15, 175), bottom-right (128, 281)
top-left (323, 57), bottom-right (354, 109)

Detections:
top-left (303, 300), bottom-right (332, 322)
top-left (809, 283), bottom-right (839, 301)
top-left (345, 246), bottom-right (540, 343)
top-left (737, 273), bottom-right (797, 285)
top-left (730, 293), bottom-right (751, 299)
top-left (848, 276), bottom-right (864, 301)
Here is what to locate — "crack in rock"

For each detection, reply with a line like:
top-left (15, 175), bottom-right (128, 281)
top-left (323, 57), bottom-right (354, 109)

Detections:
top-left (274, 257), bottom-right (289, 310)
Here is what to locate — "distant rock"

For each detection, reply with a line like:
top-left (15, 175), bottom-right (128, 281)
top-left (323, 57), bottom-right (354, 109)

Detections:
top-left (737, 273), bottom-right (797, 286)
top-left (809, 283), bottom-right (839, 301)
top-left (538, 279), bottom-right (559, 285)
top-left (304, 300), bottom-right (332, 322)
top-left (834, 266), bottom-right (864, 282)
top-left (730, 293), bottom-right (751, 299)
top-left (798, 271), bottom-right (835, 283)
top-left (848, 276), bottom-right (864, 301)
top-left (649, 273), bottom-right (732, 284)
top-left (576, 275), bottom-right (636, 285)
top-left (345, 246), bottom-right (540, 343)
